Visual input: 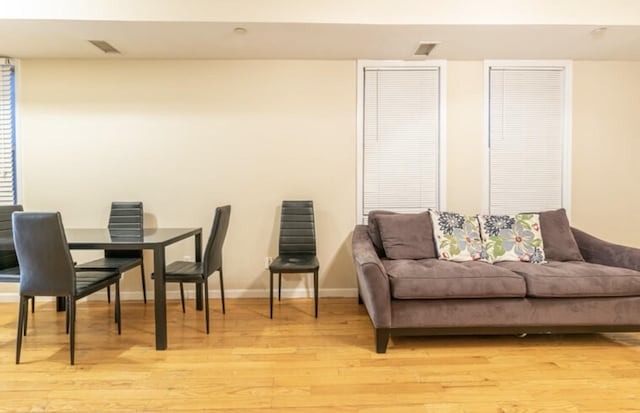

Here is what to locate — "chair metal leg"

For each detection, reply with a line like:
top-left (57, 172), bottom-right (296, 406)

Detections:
top-left (31, 296), bottom-right (35, 313)
top-left (219, 268), bottom-right (225, 315)
top-left (107, 285), bottom-right (111, 303)
top-left (69, 299), bottom-right (76, 365)
top-left (278, 273), bottom-right (282, 301)
top-left (269, 271), bottom-right (274, 319)
top-left (115, 281), bottom-right (122, 335)
top-left (204, 278), bottom-right (210, 334)
top-left (23, 297), bottom-right (29, 336)
top-left (16, 296), bottom-right (28, 364)
top-left (179, 283), bottom-right (186, 313)
top-left (140, 261), bottom-right (147, 304)
top-left (314, 269), bottom-right (319, 318)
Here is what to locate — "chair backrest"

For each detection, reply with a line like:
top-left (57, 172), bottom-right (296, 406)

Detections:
top-left (108, 201), bottom-right (143, 232)
top-left (278, 200), bottom-right (316, 256)
top-left (202, 205), bottom-right (231, 276)
top-left (0, 204), bottom-right (22, 269)
top-left (106, 202), bottom-right (143, 258)
top-left (12, 212), bottom-right (76, 297)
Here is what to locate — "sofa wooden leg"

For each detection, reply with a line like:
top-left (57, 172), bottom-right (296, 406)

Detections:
top-left (375, 328), bottom-right (390, 353)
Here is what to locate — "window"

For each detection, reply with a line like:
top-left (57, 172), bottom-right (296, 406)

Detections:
top-left (357, 61), bottom-right (446, 223)
top-left (0, 58), bottom-right (17, 205)
top-left (484, 61), bottom-right (572, 215)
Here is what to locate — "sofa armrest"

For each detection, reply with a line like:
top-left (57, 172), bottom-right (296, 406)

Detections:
top-left (352, 225), bottom-right (392, 328)
top-left (571, 227), bottom-right (640, 271)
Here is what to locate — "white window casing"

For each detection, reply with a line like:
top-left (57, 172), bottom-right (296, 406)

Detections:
top-left (0, 58), bottom-right (17, 205)
top-left (483, 60), bottom-right (572, 216)
top-left (356, 60), bottom-right (447, 224)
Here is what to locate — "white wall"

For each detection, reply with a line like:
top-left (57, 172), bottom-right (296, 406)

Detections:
top-left (572, 61), bottom-right (640, 246)
top-left (12, 59), bottom-right (357, 299)
top-left (2, 58), bottom-right (638, 301)
top-left (445, 61), bottom-right (640, 246)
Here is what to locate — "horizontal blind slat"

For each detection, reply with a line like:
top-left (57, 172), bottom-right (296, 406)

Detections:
top-left (363, 68), bottom-right (440, 215)
top-left (0, 63), bottom-right (16, 205)
top-left (489, 67), bottom-right (565, 215)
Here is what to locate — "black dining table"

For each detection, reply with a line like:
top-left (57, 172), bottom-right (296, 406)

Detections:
top-left (65, 227), bottom-right (202, 350)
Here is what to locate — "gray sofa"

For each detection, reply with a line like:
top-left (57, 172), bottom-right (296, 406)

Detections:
top-left (352, 209), bottom-right (640, 353)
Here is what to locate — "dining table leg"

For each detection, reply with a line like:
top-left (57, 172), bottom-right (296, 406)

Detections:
top-left (194, 232), bottom-right (203, 311)
top-left (195, 285), bottom-right (203, 311)
top-left (153, 245), bottom-right (167, 350)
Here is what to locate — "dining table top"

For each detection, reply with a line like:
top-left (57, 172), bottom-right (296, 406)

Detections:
top-left (64, 227), bottom-right (202, 249)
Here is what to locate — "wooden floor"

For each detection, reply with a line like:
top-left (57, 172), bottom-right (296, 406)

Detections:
top-left (1, 298), bottom-right (640, 412)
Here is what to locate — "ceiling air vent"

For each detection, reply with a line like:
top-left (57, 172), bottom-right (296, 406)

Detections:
top-left (88, 40), bottom-right (121, 54)
top-left (413, 42), bottom-right (439, 57)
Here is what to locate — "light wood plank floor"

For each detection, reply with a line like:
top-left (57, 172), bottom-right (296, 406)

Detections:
top-left (1, 297), bottom-right (640, 412)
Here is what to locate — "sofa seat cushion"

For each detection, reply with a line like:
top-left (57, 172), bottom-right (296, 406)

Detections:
top-left (495, 261), bottom-right (640, 298)
top-left (382, 258), bottom-right (527, 299)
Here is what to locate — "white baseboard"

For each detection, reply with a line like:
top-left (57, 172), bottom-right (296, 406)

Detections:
top-left (0, 288), bottom-right (358, 303)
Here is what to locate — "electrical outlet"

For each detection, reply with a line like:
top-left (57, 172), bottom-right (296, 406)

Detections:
top-left (183, 255), bottom-right (193, 262)
top-left (264, 256), bottom-right (272, 269)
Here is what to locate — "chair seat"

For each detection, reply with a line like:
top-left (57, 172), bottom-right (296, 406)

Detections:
top-left (270, 255), bottom-right (319, 273)
top-left (0, 266), bottom-right (20, 282)
top-left (161, 260), bottom-right (204, 283)
top-left (75, 270), bottom-right (121, 298)
top-left (76, 257), bottom-right (142, 272)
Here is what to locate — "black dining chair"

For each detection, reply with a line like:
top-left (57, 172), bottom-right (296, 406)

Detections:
top-left (269, 200), bottom-right (319, 319)
top-left (155, 205), bottom-right (231, 334)
top-left (0, 204), bottom-right (37, 314)
top-left (13, 212), bottom-right (122, 365)
top-left (76, 202), bottom-right (146, 303)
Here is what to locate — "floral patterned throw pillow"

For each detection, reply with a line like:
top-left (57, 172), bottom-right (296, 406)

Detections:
top-left (478, 214), bottom-right (546, 264)
top-left (429, 210), bottom-right (488, 262)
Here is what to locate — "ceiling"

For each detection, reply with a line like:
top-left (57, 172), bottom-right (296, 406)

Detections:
top-left (1, 19), bottom-right (640, 61)
top-left (3, 0), bottom-right (640, 62)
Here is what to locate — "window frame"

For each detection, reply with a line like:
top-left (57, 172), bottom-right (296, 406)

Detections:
top-left (0, 57), bottom-right (18, 205)
top-left (482, 60), bottom-right (573, 216)
top-left (356, 60), bottom-right (447, 224)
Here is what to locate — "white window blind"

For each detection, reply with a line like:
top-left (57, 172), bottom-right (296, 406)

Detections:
top-left (361, 67), bottom-right (441, 221)
top-left (0, 60), bottom-right (16, 205)
top-left (488, 66), bottom-right (568, 215)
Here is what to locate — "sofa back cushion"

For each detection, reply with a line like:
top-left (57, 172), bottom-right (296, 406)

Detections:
top-left (430, 210), bottom-right (487, 262)
top-left (478, 213), bottom-right (546, 264)
top-left (539, 208), bottom-right (584, 261)
top-left (376, 212), bottom-right (436, 260)
top-left (367, 210), bottom-right (397, 257)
